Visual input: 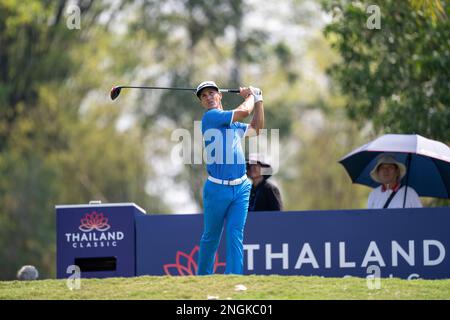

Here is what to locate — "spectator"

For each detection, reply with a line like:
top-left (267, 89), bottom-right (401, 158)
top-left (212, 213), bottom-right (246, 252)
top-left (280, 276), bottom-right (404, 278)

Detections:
top-left (367, 154), bottom-right (422, 209)
top-left (247, 154), bottom-right (283, 212)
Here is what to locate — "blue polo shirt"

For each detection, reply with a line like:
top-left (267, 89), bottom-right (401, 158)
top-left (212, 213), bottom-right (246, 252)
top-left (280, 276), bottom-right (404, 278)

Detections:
top-left (201, 108), bottom-right (248, 180)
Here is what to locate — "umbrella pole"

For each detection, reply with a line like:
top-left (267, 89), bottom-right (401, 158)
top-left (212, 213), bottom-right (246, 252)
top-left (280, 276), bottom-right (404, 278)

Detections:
top-left (403, 153), bottom-right (412, 208)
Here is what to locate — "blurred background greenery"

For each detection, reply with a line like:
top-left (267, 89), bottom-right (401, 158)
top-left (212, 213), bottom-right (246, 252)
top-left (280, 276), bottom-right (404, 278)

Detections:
top-left (0, 0), bottom-right (448, 279)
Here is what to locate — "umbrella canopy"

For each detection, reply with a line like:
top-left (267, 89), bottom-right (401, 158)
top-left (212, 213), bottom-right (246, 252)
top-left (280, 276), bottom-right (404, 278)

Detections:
top-left (339, 134), bottom-right (450, 199)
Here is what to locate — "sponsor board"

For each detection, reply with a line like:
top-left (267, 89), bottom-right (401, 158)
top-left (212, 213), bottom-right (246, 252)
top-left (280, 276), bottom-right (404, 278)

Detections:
top-left (137, 208), bottom-right (450, 279)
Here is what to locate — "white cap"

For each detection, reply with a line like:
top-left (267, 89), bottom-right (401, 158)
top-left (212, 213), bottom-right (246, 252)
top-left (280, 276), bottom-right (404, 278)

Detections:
top-left (196, 81), bottom-right (219, 98)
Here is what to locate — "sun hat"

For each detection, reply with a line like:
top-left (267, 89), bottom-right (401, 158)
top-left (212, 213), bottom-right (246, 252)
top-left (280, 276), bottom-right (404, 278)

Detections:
top-left (370, 154), bottom-right (406, 183)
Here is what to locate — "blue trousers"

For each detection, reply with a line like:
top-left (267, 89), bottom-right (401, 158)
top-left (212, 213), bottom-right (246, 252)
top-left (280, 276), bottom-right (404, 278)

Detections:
top-left (197, 178), bottom-right (251, 275)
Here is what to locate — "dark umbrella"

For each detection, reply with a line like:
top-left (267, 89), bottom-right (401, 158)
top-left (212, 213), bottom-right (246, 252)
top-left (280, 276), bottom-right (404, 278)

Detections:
top-left (339, 134), bottom-right (450, 203)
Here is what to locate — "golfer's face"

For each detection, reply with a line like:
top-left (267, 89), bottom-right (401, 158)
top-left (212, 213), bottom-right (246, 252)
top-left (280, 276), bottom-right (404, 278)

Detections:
top-left (377, 164), bottom-right (399, 184)
top-left (200, 88), bottom-right (222, 109)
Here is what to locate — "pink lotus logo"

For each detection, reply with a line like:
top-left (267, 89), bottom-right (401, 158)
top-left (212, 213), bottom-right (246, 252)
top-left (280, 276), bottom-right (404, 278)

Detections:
top-left (163, 246), bottom-right (226, 276)
top-left (79, 211), bottom-right (111, 232)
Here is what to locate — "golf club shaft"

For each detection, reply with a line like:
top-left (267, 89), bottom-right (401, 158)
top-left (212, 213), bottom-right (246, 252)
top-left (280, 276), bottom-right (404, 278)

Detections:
top-left (117, 85), bottom-right (240, 93)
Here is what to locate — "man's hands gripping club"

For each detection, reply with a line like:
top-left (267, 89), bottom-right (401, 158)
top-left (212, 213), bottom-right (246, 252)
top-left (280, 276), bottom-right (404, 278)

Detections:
top-left (237, 86), bottom-right (263, 102)
top-left (233, 86), bottom-right (264, 136)
top-left (250, 86), bottom-right (263, 103)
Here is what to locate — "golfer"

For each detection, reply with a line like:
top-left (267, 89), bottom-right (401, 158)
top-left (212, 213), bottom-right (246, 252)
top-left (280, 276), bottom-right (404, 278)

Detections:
top-left (196, 81), bottom-right (264, 275)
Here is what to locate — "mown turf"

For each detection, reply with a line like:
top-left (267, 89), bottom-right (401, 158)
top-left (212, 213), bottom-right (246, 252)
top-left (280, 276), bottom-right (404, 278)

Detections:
top-left (1, 275), bottom-right (450, 300)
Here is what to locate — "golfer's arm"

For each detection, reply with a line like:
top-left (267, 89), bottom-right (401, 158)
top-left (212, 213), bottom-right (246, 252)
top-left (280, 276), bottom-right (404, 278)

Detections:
top-left (245, 101), bottom-right (264, 137)
top-left (232, 95), bottom-right (255, 122)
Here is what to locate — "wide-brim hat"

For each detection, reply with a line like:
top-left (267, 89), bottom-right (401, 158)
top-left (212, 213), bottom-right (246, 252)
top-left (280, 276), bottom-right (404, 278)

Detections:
top-left (370, 154), bottom-right (406, 183)
top-left (196, 81), bottom-right (219, 98)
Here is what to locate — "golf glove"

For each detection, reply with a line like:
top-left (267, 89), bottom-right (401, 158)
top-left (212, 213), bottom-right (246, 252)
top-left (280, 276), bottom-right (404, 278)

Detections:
top-left (250, 86), bottom-right (263, 103)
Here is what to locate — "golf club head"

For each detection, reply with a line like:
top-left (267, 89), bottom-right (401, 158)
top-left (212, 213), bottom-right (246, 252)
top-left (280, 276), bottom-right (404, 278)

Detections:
top-left (110, 86), bottom-right (122, 100)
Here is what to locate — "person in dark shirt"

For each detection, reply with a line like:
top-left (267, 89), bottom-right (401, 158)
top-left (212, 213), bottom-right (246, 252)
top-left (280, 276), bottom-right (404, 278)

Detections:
top-left (246, 154), bottom-right (283, 212)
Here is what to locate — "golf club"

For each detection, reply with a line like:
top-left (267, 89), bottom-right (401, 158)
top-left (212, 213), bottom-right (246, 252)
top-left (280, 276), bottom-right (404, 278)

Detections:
top-left (110, 85), bottom-right (241, 100)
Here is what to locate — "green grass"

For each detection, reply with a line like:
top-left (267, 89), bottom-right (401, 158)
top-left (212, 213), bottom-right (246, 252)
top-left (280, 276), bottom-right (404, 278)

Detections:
top-left (1, 275), bottom-right (450, 300)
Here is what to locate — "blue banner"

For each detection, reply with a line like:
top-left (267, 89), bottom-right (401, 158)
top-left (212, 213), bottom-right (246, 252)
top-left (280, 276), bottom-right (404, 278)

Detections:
top-left (56, 205), bottom-right (450, 279)
top-left (136, 208), bottom-right (450, 279)
top-left (56, 203), bottom-right (145, 278)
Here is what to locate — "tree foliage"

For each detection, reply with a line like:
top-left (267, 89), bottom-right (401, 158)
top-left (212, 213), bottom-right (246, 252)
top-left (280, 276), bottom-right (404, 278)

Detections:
top-left (0, 0), bottom-right (166, 280)
top-left (323, 0), bottom-right (450, 143)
